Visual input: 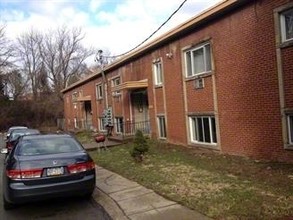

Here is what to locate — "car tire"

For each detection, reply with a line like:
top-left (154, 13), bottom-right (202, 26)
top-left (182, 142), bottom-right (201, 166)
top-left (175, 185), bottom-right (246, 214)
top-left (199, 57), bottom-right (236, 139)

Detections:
top-left (3, 195), bottom-right (14, 210)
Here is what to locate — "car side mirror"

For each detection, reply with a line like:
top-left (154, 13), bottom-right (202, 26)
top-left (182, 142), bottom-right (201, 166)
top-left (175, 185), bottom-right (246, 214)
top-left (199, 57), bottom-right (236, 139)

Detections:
top-left (1, 148), bottom-right (8, 154)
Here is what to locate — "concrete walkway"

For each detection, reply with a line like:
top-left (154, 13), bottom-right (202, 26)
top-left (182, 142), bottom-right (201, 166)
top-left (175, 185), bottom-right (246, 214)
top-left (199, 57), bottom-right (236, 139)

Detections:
top-left (83, 141), bottom-right (212, 220)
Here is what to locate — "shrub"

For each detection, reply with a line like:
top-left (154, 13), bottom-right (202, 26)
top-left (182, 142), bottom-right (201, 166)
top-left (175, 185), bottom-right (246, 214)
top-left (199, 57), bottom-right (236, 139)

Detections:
top-left (130, 130), bottom-right (149, 162)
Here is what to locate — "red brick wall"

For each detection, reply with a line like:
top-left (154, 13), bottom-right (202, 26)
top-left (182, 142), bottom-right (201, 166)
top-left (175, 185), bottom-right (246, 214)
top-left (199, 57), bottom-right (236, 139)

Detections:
top-left (63, 0), bottom-right (293, 162)
top-left (283, 47), bottom-right (293, 108)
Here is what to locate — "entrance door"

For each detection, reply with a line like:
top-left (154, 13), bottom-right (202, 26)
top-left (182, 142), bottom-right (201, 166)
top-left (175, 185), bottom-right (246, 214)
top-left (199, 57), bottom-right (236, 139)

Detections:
top-left (131, 90), bottom-right (149, 133)
top-left (84, 101), bottom-right (92, 129)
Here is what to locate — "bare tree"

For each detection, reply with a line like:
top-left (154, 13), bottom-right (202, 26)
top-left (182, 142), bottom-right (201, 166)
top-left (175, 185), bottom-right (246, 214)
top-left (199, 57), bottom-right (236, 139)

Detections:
top-left (15, 29), bottom-right (44, 100)
top-left (0, 23), bottom-right (14, 70)
top-left (0, 23), bottom-right (15, 99)
top-left (5, 69), bottom-right (28, 100)
top-left (40, 26), bottom-right (94, 100)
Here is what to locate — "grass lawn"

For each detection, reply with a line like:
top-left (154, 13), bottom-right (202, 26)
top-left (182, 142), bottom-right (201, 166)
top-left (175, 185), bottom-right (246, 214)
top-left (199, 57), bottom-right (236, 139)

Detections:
top-left (81, 135), bottom-right (293, 219)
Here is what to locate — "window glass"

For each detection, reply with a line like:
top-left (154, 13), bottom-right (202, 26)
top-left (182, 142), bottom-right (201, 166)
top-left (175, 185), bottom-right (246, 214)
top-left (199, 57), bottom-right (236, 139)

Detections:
top-left (153, 61), bottom-right (163, 85)
top-left (190, 116), bottom-right (217, 145)
top-left (99, 117), bottom-right (106, 131)
top-left (284, 8), bottom-right (293, 41)
top-left (205, 44), bottom-right (212, 71)
top-left (203, 117), bottom-right (211, 143)
top-left (281, 8), bottom-right (293, 42)
top-left (18, 137), bottom-right (82, 156)
top-left (211, 117), bottom-right (217, 143)
top-left (193, 47), bottom-right (205, 74)
top-left (185, 43), bottom-right (212, 77)
top-left (196, 117), bottom-right (204, 142)
top-left (115, 117), bottom-right (123, 133)
top-left (186, 51), bottom-right (192, 77)
top-left (288, 115), bottom-right (293, 144)
top-left (158, 116), bottom-right (167, 138)
top-left (96, 84), bottom-right (103, 99)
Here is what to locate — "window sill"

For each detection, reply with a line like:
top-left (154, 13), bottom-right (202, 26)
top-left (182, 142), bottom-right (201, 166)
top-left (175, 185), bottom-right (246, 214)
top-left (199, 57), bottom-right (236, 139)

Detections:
top-left (190, 141), bottom-right (219, 150)
top-left (185, 71), bottom-right (213, 81)
top-left (284, 144), bottom-right (293, 150)
top-left (154, 84), bottom-right (163, 89)
top-left (279, 39), bottom-right (293, 49)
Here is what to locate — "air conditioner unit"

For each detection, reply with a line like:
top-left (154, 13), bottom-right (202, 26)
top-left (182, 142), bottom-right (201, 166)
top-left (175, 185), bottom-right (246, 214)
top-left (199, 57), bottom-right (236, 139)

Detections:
top-left (195, 78), bottom-right (204, 89)
top-left (112, 91), bottom-right (121, 97)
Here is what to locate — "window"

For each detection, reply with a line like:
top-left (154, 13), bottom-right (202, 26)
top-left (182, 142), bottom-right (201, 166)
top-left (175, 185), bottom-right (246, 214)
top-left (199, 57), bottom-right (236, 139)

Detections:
top-left (288, 115), bottom-right (293, 144)
top-left (157, 116), bottom-right (167, 138)
top-left (189, 116), bottom-right (217, 144)
top-left (72, 92), bottom-right (78, 102)
top-left (115, 117), bottom-right (123, 133)
top-left (112, 77), bottom-right (121, 95)
top-left (96, 84), bottom-right (103, 99)
top-left (99, 117), bottom-right (107, 131)
top-left (153, 60), bottom-right (163, 86)
top-left (280, 8), bottom-right (293, 42)
top-left (74, 118), bottom-right (78, 129)
top-left (112, 77), bottom-right (121, 87)
top-left (185, 43), bottom-right (211, 77)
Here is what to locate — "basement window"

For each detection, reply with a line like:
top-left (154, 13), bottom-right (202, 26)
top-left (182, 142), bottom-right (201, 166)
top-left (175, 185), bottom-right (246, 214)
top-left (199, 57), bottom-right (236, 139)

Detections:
top-left (157, 115), bottom-right (167, 139)
top-left (189, 115), bottom-right (217, 145)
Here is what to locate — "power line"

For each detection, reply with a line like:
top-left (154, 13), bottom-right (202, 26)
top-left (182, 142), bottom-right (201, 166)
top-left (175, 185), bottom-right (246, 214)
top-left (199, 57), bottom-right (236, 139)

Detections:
top-left (104, 0), bottom-right (188, 59)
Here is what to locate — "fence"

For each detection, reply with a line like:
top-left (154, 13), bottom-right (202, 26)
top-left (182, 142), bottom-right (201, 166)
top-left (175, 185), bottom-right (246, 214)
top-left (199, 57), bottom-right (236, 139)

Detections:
top-left (58, 118), bottom-right (150, 137)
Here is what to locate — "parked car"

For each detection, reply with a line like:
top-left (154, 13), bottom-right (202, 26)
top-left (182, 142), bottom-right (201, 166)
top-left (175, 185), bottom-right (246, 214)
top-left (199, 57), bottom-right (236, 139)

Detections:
top-left (2, 134), bottom-right (96, 210)
top-left (6, 126), bottom-right (28, 140)
top-left (6, 128), bottom-right (40, 151)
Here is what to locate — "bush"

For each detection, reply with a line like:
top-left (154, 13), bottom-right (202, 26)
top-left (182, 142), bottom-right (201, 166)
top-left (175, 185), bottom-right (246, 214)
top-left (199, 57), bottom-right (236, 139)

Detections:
top-left (130, 130), bottom-right (149, 162)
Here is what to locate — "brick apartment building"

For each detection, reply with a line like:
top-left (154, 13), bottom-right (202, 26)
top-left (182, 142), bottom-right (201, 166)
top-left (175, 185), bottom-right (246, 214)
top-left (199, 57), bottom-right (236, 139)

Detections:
top-left (62, 0), bottom-right (293, 163)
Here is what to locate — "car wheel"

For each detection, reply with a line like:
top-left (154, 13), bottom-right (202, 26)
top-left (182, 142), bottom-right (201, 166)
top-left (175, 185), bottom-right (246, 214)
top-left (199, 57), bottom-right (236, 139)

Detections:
top-left (3, 195), bottom-right (14, 210)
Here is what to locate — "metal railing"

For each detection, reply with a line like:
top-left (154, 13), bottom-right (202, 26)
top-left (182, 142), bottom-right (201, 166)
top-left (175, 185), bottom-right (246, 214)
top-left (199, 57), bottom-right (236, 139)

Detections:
top-left (58, 118), bottom-right (150, 136)
top-left (117, 120), bottom-right (150, 136)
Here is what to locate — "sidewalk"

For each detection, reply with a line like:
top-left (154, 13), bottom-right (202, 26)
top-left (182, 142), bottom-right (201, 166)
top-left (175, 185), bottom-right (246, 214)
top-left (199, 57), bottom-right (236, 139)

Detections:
top-left (83, 142), bottom-right (212, 220)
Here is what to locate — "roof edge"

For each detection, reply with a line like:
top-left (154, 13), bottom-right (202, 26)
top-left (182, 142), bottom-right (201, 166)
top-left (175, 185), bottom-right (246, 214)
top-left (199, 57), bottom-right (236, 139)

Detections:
top-left (62, 0), bottom-right (248, 94)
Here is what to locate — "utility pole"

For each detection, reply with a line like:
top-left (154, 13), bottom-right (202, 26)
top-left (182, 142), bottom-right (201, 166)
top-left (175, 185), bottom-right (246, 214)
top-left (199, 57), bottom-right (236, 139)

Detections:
top-left (95, 50), bottom-right (108, 110)
top-left (95, 50), bottom-right (113, 134)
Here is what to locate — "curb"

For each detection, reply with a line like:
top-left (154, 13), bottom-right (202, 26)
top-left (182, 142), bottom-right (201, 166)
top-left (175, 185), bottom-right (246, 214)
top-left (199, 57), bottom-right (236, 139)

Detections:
top-left (92, 188), bottom-right (128, 220)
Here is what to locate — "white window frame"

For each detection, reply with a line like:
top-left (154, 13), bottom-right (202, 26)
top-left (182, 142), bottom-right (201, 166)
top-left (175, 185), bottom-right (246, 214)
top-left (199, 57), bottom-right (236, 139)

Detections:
top-left (115, 117), bottom-right (123, 134)
top-left (189, 115), bottom-right (217, 145)
top-left (280, 7), bottom-right (293, 43)
top-left (99, 117), bottom-right (107, 131)
top-left (74, 117), bottom-right (78, 129)
top-left (112, 77), bottom-right (121, 95)
top-left (287, 115), bottom-right (293, 145)
top-left (184, 43), bottom-right (212, 77)
top-left (153, 60), bottom-right (163, 86)
top-left (96, 84), bottom-right (103, 100)
top-left (157, 116), bottom-right (167, 139)
top-left (72, 92), bottom-right (78, 102)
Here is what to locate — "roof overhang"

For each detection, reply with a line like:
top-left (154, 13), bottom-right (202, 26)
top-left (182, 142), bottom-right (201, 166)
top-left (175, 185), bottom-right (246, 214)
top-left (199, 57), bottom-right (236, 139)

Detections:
top-left (112, 79), bottom-right (148, 91)
top-left (76, 95), bottom-right (91, 102)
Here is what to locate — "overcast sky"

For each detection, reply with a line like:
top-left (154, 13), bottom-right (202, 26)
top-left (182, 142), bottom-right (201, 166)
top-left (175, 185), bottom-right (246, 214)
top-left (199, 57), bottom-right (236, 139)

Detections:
top-left (0, 0), bottom-right (222, 64)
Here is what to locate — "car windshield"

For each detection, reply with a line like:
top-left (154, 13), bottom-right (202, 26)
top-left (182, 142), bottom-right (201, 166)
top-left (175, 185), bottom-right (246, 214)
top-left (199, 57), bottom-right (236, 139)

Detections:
top-left (17, 136), bottom-right (83, 156)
